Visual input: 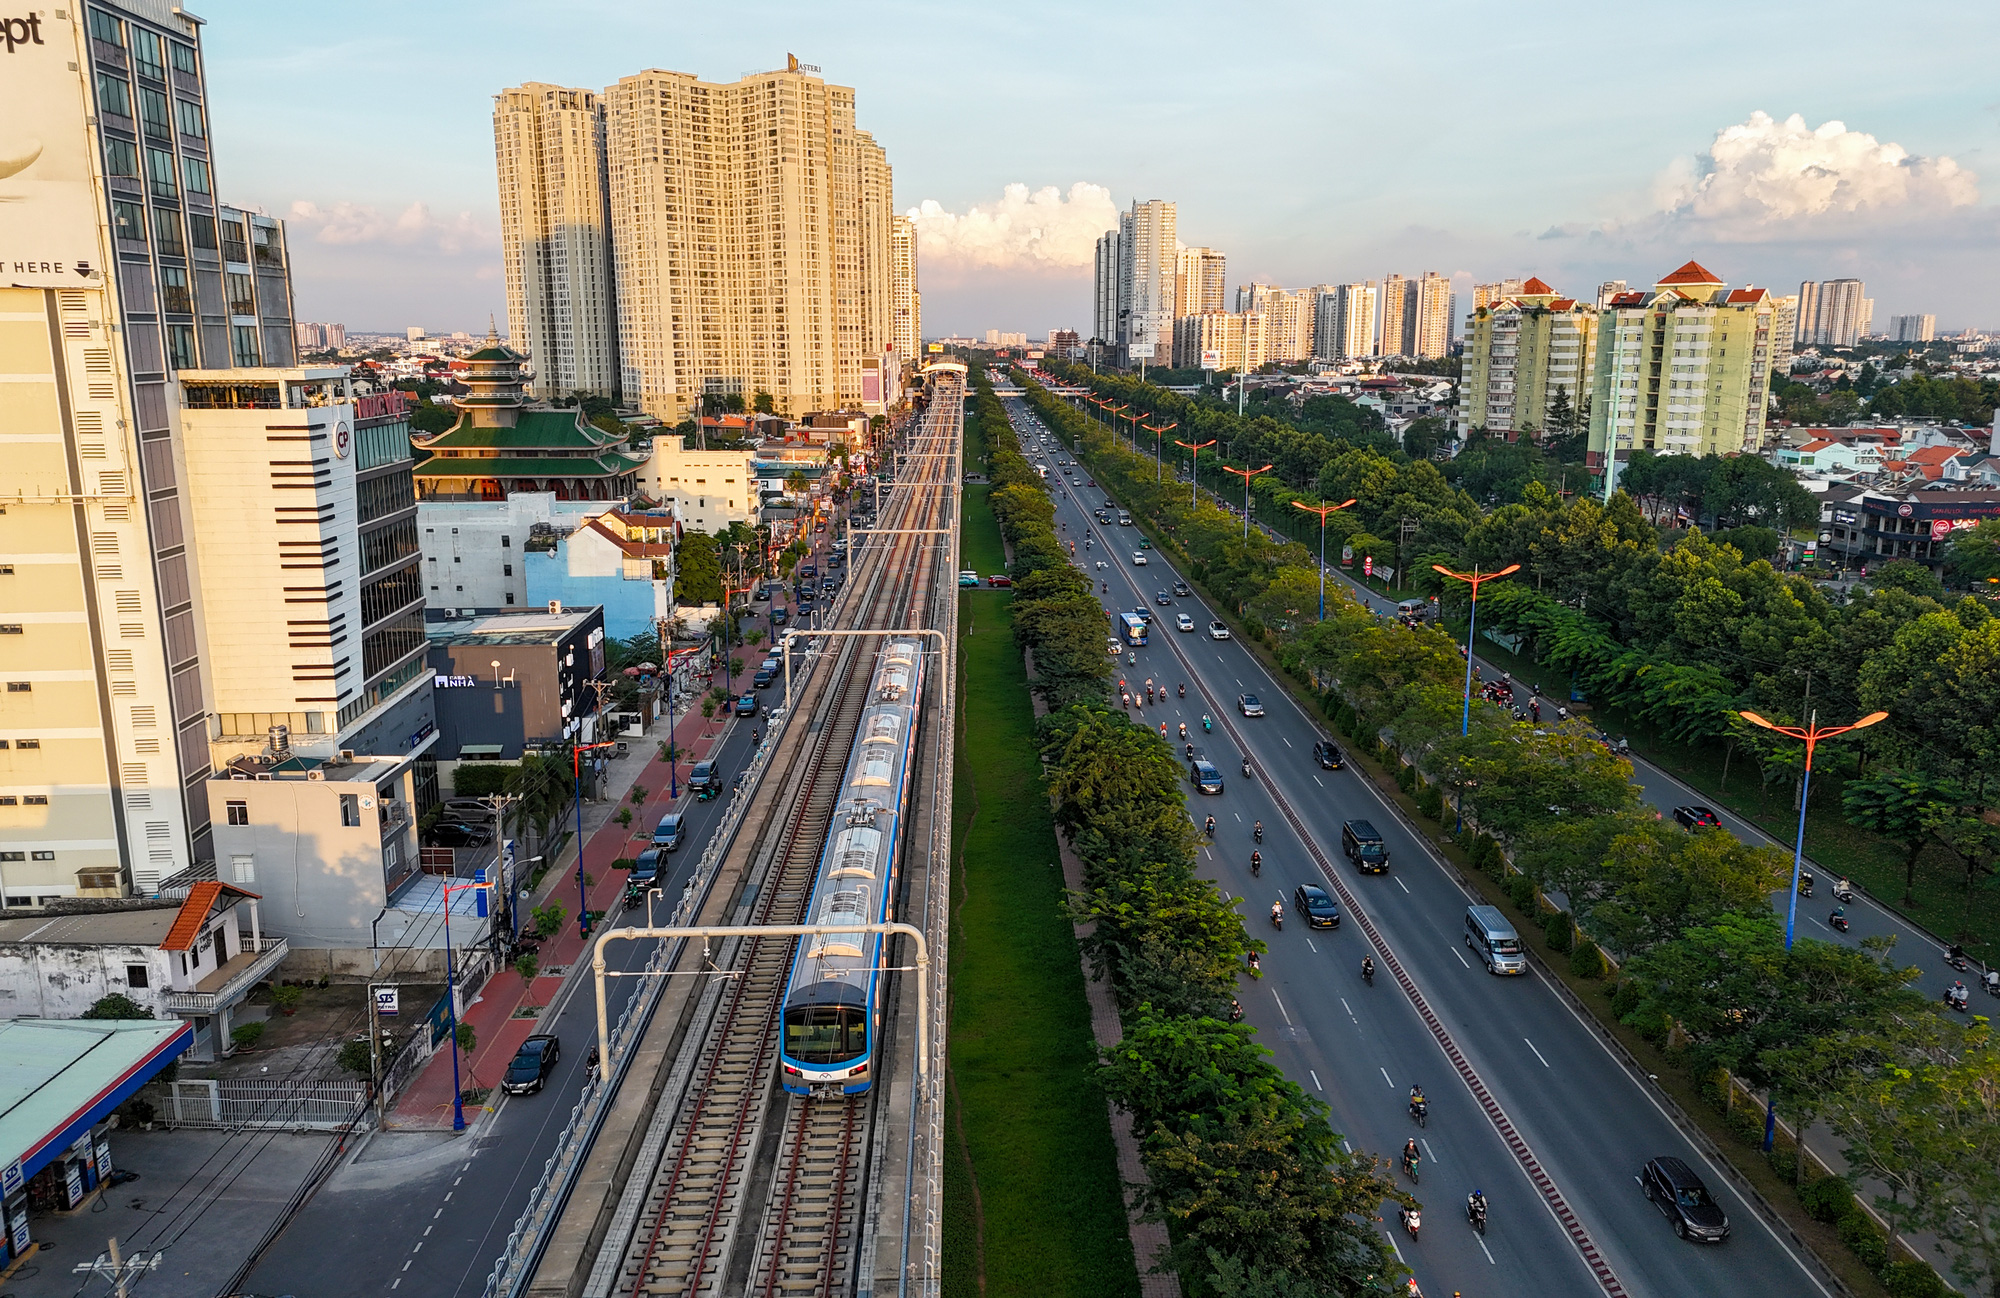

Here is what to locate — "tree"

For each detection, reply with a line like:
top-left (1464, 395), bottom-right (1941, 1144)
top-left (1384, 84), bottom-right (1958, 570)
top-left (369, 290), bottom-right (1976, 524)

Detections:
top-left (675, 530), bottom-right (721, 604)
top-left (784, 469), bottom-right (809, 497)
top-left (1946, 519), bottom-right (2000, 588)
top-left (1870, 559), bottom-right (1946, 600)
top-left (82, 994), bottom-right (152, 1020)
top-left (1842, 770), bottom-right (1964, 903)
top-left (752, 389), bottom-right (776, 415)
top-left (409, 400), bottom-right (456, 435)
top-left (1588, 820), bottom-right (1789, 958)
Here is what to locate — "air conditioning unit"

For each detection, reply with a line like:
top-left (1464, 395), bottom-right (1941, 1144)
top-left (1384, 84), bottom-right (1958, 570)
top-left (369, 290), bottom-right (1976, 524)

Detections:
top-left (305, 769), bottom-right (324, 781)
top-left (255, 773), bottom-right (272, 781)
top-left (547, 600), bottom-right (563, 615)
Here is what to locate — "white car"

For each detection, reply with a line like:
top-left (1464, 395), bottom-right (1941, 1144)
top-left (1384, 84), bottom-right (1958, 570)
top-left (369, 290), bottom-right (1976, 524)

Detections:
top-left (1131, 552), bottom-right (1149, 566)
top-left (1176, 613), bottom-right (1195, 632)
top-left (1208, 620), bottom-right (1231, 640)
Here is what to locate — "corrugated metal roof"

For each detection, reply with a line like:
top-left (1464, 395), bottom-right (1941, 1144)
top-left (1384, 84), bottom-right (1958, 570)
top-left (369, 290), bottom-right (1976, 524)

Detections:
top-left (0, 1019), bottom-right (192, 1183)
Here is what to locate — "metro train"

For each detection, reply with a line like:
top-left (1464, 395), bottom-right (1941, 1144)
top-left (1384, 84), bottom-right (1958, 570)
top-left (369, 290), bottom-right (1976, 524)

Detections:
top-left (777, 636), bottom-right (926, 1095)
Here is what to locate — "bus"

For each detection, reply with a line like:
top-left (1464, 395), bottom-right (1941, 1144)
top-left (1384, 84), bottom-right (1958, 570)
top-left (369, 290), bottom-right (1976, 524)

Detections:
top-left (1118, 612), bottom-right (1149, 646)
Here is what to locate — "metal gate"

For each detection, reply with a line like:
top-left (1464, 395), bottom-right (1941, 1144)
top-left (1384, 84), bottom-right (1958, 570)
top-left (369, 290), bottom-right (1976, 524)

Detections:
top-left (167, 1078), bottom-right (366, 1130)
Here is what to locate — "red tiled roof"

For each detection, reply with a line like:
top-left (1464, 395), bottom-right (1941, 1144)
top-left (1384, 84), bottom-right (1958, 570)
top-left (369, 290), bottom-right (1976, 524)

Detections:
top-left (1797, 440), bottom-right (1837, 452)
top-left (1609, 292), bottom-right (1648, 307)
top-left (1521, 277), bottom-right (1555, 294)
top-left (1725, 288), bottom-right (1768, 303)
top-left (1657, 260), bottom-right (1722, 286)
top-left (1907, 446), bottom-right (1965, 464)
top-left (160, 881), bottom-right (260, 952)
top-left (1547, 298), bottom-right (1578, 310)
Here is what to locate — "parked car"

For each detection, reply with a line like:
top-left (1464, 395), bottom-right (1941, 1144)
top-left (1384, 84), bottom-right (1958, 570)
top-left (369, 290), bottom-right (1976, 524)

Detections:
top-left (986, 574), bottom-right (1013, 588)
top-left (1312, 739), bottom-right (1345, 770)
top-left (959, 570), bottom-right (980, 587)
top-left (1237, 693), bottom-right (1265, 717)
top-left (440, 798), bottom-right (494, 820)
top-left (1673, 805), bottom-right (1722, 830)
top-left (1294, 884), bottom-right (1340, 929)
top-left (501, 1034), bottom-right (561, 1095)
top-left (430, 822), bottom-right (491, 848)
top-left (653, 812), bottom-right (684, 851)
top-left (1175, 613), bottom-right (1195, 632)
top-left (1640, 1156), bottom-right (1730, 1242)
top-left (1208, 621), bottom-right (1231, 640)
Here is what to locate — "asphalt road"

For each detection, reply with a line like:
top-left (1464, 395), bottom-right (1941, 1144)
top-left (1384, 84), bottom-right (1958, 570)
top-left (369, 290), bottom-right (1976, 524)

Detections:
top-left (241, 715), bottom-right (768, 1298)
top-left (1018, 398), bottom-right (1835, 1298)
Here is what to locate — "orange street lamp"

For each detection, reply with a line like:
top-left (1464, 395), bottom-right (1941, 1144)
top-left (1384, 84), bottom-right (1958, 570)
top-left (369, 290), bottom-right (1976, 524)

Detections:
top-left (1429, 563), bottom-right (1521, 735)
top-left (1739, 708), bottom-right (1888, 949)
top-left (1219, 463), bottom-right (1274, 541)
top-left (1142, 420), bottom-right (1176, 481)
top-left (1101, 400), bottom-right (1127, 439)
top-left (1292, 498), bottom-right (1358, 620)
top-left (1174, 437), bottom-right (1216, 507)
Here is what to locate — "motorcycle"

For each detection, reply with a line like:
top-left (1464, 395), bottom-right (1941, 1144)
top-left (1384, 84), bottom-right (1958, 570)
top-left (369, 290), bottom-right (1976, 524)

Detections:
top-left (1253, 821), bottom-right (1263, 843)
top-left (1401, 1204), bottom-right (1421, 1241)
top-left (1467, 1193), bottom-right (1487, 1235)
top-left (1797, 870), bottom-right (1815, 898)
top-left (1946, 983), bottom-right (1971, 1012)
top-left (1984, 969), bottom-right (2000, 998)
top-left (1201, 715), bottom-right (1212, 733)
top-left (1227, 998), bottom-right (1244, 1023)
top-left (1241, 758), bottom-right (1253, 778)
top-left (1401, 1148), bottom-right (1420, 1184)
top-left (1829, 908), bottom-right (1850, 933)
top-left (1177, 684), bottom-right (1185, 698)
top-left (1361, 957), bottom-right (1375, 985)
top-left (1250, 850), bottom-right (1262, 876)
top-left (1246, 951), bottom-right (1260, 975)
top-left (1832, 878), bottom-right (1856, 904)
top-left (1270, 903), bottom-right (1283, 931)
top-left (1947, 944), bottom-right (1969, 973)
top-left (1204, 816), bottom-right (1216, 838)
top-left (1410, 1096), bottom-right (1427, 1128)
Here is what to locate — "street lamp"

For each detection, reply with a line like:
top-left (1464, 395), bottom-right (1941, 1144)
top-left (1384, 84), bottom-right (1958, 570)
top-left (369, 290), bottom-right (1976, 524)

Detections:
top-left (440, 868), bottom-right (495, 1131)
top-left (1291, 498), bottom-right (1358, 620)
top-left (1175, 437), bottom-right (1216, 507)
top-left (569, 740), bottom-right (618, 938)
top-left (1143, 420), bottom-right (1176, 482)
top-left (1429, 564), bottom-right (1521, 736)
top-left (1738, 709), bottom-right (1889, 949)
top-left (1218, 463), bottom-right (1274, 541)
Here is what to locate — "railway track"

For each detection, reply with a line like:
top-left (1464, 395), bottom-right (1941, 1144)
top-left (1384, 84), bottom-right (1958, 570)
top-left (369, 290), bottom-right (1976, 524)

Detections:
top-left (611, 381), bottom-right (960, 1298)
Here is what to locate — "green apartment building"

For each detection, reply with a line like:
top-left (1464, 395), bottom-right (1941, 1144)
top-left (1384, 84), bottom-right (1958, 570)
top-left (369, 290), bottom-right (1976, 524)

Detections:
top-left (1587, 261), bottom-right (1796, 498)
top-left (1458, 278), bottom-right (1597, 440)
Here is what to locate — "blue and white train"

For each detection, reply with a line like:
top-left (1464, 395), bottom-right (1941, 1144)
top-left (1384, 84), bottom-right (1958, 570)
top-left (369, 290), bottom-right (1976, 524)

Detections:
top-left (778, 637), bottom-right (925, 1095)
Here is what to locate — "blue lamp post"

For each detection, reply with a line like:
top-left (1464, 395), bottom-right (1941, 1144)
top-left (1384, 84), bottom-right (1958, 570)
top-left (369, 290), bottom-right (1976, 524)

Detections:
top-left (441, 868), bottom-right (494, 1131)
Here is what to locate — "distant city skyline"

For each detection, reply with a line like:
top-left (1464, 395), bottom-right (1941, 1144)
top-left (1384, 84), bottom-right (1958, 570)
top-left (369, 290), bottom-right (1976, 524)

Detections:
top-left (196, 0), bottom-right (2000, 337)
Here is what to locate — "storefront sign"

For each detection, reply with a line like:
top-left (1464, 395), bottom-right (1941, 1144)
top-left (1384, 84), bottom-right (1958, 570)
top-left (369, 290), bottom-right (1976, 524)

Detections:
top-left (435, 675), bottom-right (478, 688)
top-left (373, 985), bottom-right (400, 1017)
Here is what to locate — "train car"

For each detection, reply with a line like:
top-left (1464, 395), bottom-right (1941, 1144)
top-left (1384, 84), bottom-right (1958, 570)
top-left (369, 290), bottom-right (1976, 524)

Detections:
top-left (778, 637), bottom-right (926, 1095)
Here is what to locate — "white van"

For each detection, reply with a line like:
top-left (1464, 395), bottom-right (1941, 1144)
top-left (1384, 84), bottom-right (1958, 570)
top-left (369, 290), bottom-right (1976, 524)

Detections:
top-left (1465, 905), bottom-right (1526, 975)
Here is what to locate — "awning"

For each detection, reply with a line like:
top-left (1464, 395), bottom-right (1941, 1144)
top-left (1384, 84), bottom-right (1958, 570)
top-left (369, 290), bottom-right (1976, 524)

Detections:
top-left (0, 1019), bottom-right (192, 1186)
top-left (458, 744), bottom-right (504, 758)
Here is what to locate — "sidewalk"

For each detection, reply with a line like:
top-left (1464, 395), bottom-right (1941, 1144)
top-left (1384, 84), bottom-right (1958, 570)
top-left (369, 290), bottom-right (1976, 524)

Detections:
top-left (389, 654), bottom-right (761, 1130)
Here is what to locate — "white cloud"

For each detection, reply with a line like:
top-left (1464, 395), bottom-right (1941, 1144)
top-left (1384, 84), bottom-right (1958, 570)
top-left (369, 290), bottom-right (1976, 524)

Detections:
top-left (1655, 112), bottom-right (1977, 229)
top-left (905, 182), bottom-right (1118, 274)
top-left (287, 199), bottom-right (492, 256)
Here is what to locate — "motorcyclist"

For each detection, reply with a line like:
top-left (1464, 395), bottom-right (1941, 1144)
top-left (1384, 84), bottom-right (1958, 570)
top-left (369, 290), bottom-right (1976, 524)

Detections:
top-left (1834, 877), bottom-right (1855, 901)
top-left (1201, 715), bottom-right (1212, 732)
top-left (1409, 1085), bottom-right (1427, 1122)
top-left (1241, 756), bottom-right (1252, 777)
top-left (1184, 741), bottom-right (1195, 760)
top-left (1948, 981), bottom-right (1970, 1010)
top-left (1401, 1202), bottom-right (1421, 1239)
top-left (1203, 815), bottom-right (1216, 838)
top-left (1468, 1190), bottom-right (1487, 1231)
top-left (1250, 849), bottom-right (1262, 875)
top-left (1361, 956), bottom-right (1375, 984)
top-left (1402, 1138), bottom-right (1420, 1177)
top-left (1253, 820), bottom-right (1263, 842)
top-left (1177, 683), bottom-right (1185, 698)
top-left (1246, 950), bottom-right (1260, 974)
top-left (1270, 900), bottom-right (1283, 928)
top-left (1829, 905), bottom-right (1849, 931)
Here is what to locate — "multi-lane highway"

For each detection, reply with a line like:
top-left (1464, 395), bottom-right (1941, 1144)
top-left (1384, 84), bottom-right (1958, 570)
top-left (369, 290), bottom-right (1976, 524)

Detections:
top-left (1011, 395), bottom-right (1836, 1298)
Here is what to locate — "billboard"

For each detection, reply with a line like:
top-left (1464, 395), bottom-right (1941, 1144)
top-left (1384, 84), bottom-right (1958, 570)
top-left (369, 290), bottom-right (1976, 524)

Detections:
top-left (0, 12), bottom-right (106, 289)
top-left (1200, 350), bottom-right (1223, 370)
top-left (927, 342), bottom-right (944, 353)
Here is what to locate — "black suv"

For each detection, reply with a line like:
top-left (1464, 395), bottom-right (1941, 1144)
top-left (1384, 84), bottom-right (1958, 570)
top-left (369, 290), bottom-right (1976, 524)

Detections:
top-left (1293, 883), bottom-right (1340, 929)
top-left (1341, 819), bottom-right (1388, 873)
top-left (1641, 1156), bottom-right (1729, 1242)
top-left (430, 821), bottom-right (491, 848)
top-left (1673, 805), bottom-right (1722, 830)
top-left (1312, 739), bottom-right (1345, 770)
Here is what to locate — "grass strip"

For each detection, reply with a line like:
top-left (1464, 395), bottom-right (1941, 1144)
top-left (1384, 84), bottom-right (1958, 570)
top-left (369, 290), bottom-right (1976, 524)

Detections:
top-left (943, 584), bottom-right (1138, 1298)
top-left (959, 484), bottom-right (1008, 579)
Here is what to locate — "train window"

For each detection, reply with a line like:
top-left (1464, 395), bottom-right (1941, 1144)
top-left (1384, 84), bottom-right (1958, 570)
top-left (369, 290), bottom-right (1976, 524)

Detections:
top-left (785, 1007), bottom-right (867, 1064)
top-left (863, 714), bottom-right (900, 744)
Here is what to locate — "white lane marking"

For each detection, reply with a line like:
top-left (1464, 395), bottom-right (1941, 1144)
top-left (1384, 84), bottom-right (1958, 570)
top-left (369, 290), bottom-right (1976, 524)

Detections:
top-left (433, 1208), bottom-right (443, 1219)
top-left (423, 1225), bottom-right (433, 1237)
top-left (402, 1261), bottom-right (412, 1273)
top-left (1272, 990), bottom-right (1293, 1025)
top-left (1453, 946), bottom-right (1470, 968)
top-left (1423, 1138), bottom-right (1438, 1165)
top-left (443, 1192), bottom-right (452, 1202)
top-left (1478, 1233), bottom-right (1496, 1265)
top-left (1397, 878), bottom-right (1411, 894)
top-left (392, 1281), bottom-right (401, 1291)
top-left (1235, 677), bottom-right (1243, 686)
top-left (1311, 1070), bottom-right (1323, 1092)
top-left (1233, 812), bottom-right (1242, 822)
top-left (1306, 937), bottom-right (1317, 953)
top-left (451, 1176), bottom-right (462, 1187)
top-left (1381, 1067), bottom-right (1396, 1088)
top-left (1340, 997), bottom-right (1356, 1021)
top-left (1525, 1037), bottom-right (1552, 1069)
top-left (1385, 1231), bottom-right (1404, 1264)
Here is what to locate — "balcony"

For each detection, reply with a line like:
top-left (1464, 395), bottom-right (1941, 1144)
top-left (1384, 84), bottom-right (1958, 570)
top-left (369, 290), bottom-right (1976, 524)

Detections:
top-left (162, 936), bottom-right (290, 1016)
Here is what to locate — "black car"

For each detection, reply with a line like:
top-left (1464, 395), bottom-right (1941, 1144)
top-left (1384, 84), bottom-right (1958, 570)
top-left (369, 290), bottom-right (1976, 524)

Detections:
top-left (502, 1034), bottom-right (561, 1095)
top-left (1155, 591), bottom-right (1173, 606)
top-left (430, 821), bottom-right (491, 848)
top-left (1294, 883), bottom-right (1340, 929)
top-left (1641, 1156), bottom-right (1730, 1242)
top-left (1673, 805), bottom-right (1722, 830)
top-left (689, 759), bottom-right (722, 800)
top-left (1312, 739), bottom-right (1346, 770)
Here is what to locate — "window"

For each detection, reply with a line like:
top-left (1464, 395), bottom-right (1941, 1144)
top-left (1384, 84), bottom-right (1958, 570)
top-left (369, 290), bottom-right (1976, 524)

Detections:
top-left (503, 564), bottom-right (513, 577)
top-left (151, 207), bottom-right (185, 258)
top-left (226, 799), bottom-right (248, 825)
top-left (0, 797), bottom-right (14, 806)
top-left (145, 146), bottom-right (177, 199)
top-left (231, 855), bottom-right (255, 884)
top-left (158, 266), bottom-right (191, 314)
top-left (181, 155), bottom-right (210, 196)
top-left (126, 964), bottom-right (150, 989)
top-left (175, 98), bottom-right (205, 139)
top-left (103, 138), bottom-right (138, 178)
top-left (504, 592), bottom-right (516, 605)
top-left (339, 793), bottom-right (360, 827)
top-left (6, 682), bottom-right (30, 693)
top-left (1, 626), bottom-right (22, 635)
top-left (187, 212), bottom-right (217, 252)
top-left (166, 324), bottom-right (195, 369)
top-left (220, 218), bottom-right (248, 263)
top-left (22, 795), bottom-right (47, 806)
top-left (131, 28), bottom-right (165, 80)
top-left (0, 852), bottom-right (21, 862)
top-left (231, 325), bottom-right (260, 367)
top-left (137, 86), bottom-right (171, 140)
top-left (30, 851), bottom-right (54, 861)
top-left (95, 72), bottom-right (132, 118)
top-left (226, 271), bottom-right (254, 316)
top-left (171, 39), bottom-right (197, 73)
top-left (501, 535), bottom-right (511, 547)
top-left (111, 199), bottom-right (146, 243)
top-left (17, 739), bottom-right (40, 749)
top-left (88, 8), bottom-right (123, 45)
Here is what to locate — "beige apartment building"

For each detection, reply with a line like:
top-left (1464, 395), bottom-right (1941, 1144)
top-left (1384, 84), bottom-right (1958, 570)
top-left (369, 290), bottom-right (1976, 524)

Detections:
top-left (1413, 272), bottom-right (1453, 358)
top-left (891, 214), bottom-right (921, 361)
top-left (1172, 312), bottom-right (1267, 372)
top-left (1235, 284), bottom-right (1312, 363)
top-left (492, 83), bottom-right (619, 400)
top-left (1314, 282), bottom-right (1378, 361)
top-left (1176, 247), bottom-right (1228, 319)
top-left (1460, 278), bottom-right (1598, 440)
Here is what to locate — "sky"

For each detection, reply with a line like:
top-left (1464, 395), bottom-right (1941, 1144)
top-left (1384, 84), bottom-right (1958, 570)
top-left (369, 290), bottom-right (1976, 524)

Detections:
top-left (198, 0), bottom-right (2000, 339)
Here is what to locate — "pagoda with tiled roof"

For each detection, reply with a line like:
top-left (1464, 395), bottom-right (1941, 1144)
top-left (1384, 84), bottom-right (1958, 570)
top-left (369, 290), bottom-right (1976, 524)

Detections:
top-left (410, 326), bottom-right (644, 501)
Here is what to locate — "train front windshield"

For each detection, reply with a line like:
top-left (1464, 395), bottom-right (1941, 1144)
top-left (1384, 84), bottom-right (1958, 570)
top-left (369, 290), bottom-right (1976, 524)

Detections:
top-left (785, 1006), bottom-right (868, 1064)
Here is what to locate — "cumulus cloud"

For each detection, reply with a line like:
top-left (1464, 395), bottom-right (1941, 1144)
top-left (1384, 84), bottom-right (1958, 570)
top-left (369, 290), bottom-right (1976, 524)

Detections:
top-left (1655, 112), bottom-right (1977, 229)
top-left (905, 182), bottom-right (1118, 274)
top-left (287, 199), bottom-right (492, 256)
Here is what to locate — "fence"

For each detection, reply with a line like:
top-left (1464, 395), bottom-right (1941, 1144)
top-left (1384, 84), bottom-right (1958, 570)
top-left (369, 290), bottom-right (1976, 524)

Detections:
top-left (166, 1078), bottom-right (366, 1130)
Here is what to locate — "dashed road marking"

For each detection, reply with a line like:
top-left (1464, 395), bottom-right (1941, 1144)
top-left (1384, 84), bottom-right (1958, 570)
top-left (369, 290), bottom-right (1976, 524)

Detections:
top-left (1311, 1070), bottom-right (1323, 1091)
top-left (1453, 946), bottom-right (1470, 969)
top-left (1525, 1037), bottom-right (1552, 1069)
top-left (1381, 1067), bottom-right (1395, 1088)
top-left (1272, 991), bottom-right (1293, 1025)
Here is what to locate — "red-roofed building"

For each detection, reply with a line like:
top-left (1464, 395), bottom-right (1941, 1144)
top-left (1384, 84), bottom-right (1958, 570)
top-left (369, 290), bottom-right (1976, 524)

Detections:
top-left (1656, 260), bottom-right (1723, 287)
top-left (1460, 279), bottom-right (1598, 440)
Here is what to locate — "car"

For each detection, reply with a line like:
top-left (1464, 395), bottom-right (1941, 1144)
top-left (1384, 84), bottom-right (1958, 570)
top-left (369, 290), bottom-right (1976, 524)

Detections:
top-left (688, 759), bottom-right (722, 800)
top-left (770, 607), bottom-right (788, 626)
top-left (1294, 883), bottom-right (1340, 929)
top-left (501, 1034), bottom-right (561, 1095)
top-left (1155, 590), bottom-right (1173, 605)
top-left (796, 599), bottom-right (815, 615)
top-left (1640, 1156), bottom-right (1730, 1242)
top-left (1131, 553), bottom-right (1149, 566)
top-left (1341, 819), bottom-right (1389, 873)
top-left (959, 571), bottom-right (979, 588)
top-left (439, 798), bottom-right (494, 820)
top-left (1189, 759), bottom-right (1224, 794)
top-left (753, 586), bottom-right (770, 601)
top-left (1208, 621), bottom-right (1231, 640)
top-left (1173, 582), bottom-right (1191, 596)
top-left (1085, 479), bottom-right (1096, 487)
top-left (1131, 607), bottom-right (1153, 625)
top-left (1137, 537), bottom-right (1151, 549)
top-left (1237, 693), bottom-right (1265, 717)
top-left (429, 822), bottom-right (491, 848)
top-left (1312, 739), bottom-right (1345, 770)
top-left (753, 665), bottom-right (778, 689)
top-left (986, 574), bottom-right (1013, 588)
top-left (735, 693), bottom-right (758, 717)
top-left (799, 563), bottom-right (817, 578)
top-left (1176, 613), bottom-right (1195, 632)
top-left (1673, 805), bottom-right (1721, 830)
top-left (653, 812), bottom-right (684, 851)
